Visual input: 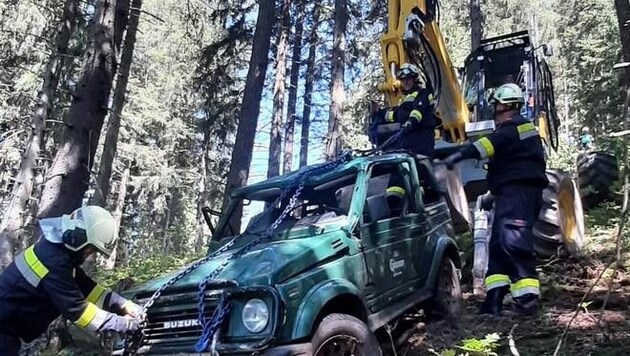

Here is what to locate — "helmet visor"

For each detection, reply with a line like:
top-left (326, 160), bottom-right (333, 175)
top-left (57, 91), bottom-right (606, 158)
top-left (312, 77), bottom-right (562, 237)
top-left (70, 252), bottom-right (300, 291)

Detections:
top-left (397, 67), bottom-right (416, 80)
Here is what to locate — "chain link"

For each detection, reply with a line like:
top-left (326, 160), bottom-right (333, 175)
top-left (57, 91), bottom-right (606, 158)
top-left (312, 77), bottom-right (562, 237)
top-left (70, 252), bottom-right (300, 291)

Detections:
top-left (122, 151), bottom-right (352, 356)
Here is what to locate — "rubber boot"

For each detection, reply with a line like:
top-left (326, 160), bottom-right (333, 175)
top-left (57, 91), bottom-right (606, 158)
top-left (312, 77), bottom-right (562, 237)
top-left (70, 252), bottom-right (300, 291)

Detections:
top-left (478, 286), bottom-right (509, 316)
top-left (512, 294), bottom-right (540, 316)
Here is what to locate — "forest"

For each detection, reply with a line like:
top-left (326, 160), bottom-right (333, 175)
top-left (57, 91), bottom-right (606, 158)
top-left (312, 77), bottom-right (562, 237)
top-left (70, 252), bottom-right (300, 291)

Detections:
top-left (0, 0), bottom-right (629, 355)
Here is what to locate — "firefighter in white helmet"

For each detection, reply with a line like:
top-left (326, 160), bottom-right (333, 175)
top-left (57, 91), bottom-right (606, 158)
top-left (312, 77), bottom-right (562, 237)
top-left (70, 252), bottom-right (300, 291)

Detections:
top-left (0, 206), bottom-right (143, 355)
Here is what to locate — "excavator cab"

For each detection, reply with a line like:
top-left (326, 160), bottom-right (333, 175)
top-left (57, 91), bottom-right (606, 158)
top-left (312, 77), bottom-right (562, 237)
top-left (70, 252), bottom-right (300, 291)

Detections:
top-left (461, 31), bottom-right (560, 151)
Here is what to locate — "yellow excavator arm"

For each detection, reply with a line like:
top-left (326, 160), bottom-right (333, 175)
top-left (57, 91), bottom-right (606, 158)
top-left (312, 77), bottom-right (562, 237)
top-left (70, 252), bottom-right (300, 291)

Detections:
top-left (378, 0), bottom-right (468, 142)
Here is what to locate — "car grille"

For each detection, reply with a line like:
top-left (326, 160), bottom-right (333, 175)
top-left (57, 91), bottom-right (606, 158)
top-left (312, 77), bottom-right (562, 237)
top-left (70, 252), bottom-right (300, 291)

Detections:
top-left (140, 292), bottom-right (219, 348)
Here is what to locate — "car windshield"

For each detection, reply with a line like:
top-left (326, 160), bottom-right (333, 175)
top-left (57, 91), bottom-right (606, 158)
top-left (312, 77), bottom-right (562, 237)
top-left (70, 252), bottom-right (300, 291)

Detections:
top-left (214, 172), bottom-right (358, 241)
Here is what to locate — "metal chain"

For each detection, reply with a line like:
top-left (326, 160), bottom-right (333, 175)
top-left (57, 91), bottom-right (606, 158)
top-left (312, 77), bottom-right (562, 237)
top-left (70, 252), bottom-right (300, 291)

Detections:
top-left (123, 151), bottom-right (352, 356)
top-left (356, 130), bottom-right (405, 157)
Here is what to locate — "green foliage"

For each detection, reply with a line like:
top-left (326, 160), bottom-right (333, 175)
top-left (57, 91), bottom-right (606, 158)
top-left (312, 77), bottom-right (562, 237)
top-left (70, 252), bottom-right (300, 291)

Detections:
top-left (96, 251), bottom-right (204, 288)
top-left (431, 333), bottom-right (502, 356)
top-left (547, 140), bottom-right (579, 173)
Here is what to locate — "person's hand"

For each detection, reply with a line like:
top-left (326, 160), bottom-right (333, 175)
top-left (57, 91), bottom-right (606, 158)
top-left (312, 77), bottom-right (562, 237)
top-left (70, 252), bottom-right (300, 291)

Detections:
top-left (122, 300), bottom-right (145, 320)
top-left (106, 314), bottom-right (141, 334)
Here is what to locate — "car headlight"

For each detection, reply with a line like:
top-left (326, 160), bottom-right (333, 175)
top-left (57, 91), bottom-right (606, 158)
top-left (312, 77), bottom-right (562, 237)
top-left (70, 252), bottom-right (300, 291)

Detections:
top-left (241, 298), bottom-right (269, 333)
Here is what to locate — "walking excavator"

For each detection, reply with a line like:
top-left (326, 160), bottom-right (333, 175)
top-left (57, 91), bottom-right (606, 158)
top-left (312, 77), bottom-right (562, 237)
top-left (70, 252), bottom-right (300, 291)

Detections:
top-left (371, 0), bottom-right (586, 280)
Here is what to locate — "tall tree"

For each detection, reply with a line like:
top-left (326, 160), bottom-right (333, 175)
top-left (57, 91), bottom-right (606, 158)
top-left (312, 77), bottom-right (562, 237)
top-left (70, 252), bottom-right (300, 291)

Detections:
top-left (325, 0), bottom-right (348, 159)
top-left (470, 0), bottom-right (483, 49)
top-left (267, 0), bottom-right (291, 178)
top-left (614, 0), bottom-right (630, 144)
top-left (283, 0), bottom-right (305, 174)
top-left (0, 0), bottom-right (79, 269)
top-left (36, 0), bottom-right (130, 220)
top-left (614, 0), bottom-right (630, 86)
top-left (224, 0), bottom-right (275, 232)
top-left (91, 0), bottom-right (142, 207)
top-left (299, 6), bottom-right (321, 168)
top-left (103, 162), bottom-right (130, 269)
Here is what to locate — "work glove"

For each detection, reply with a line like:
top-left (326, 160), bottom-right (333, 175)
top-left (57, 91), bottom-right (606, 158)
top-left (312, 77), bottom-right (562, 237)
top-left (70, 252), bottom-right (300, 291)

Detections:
top-left (122, 300), bottom-right (145, 320)
top-left (101, 314), bottom-right (141, 334)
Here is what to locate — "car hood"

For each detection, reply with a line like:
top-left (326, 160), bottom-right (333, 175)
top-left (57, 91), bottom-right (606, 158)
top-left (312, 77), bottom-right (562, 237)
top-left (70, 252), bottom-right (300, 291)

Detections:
top-left (128, 223), bottom-right (354, 298)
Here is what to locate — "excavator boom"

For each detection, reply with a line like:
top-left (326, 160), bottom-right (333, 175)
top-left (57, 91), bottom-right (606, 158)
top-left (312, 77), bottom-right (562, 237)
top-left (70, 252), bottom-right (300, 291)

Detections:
top-left (379, 0), bottom-right (468, 142)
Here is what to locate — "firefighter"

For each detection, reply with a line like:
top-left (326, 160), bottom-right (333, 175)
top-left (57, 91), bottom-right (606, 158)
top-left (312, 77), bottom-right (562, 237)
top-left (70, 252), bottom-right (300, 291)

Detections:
top-left (441, 83), bottom-right (548, 316)
top-left (384, 62), bottom-right (438, 157)
top-left (0, 206), bottom-right (144, 355)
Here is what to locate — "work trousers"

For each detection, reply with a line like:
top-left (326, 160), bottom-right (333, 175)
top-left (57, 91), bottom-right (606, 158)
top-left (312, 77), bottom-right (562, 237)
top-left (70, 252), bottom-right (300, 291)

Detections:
top-left (0, 333), bottom-right (20, 356)
top-left (484, 184), bottom-right (542, 298)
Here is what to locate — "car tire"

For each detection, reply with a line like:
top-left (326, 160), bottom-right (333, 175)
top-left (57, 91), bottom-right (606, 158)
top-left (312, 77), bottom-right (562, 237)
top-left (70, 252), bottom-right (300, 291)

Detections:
top-left (311, 313), bottom-right (382, 356)
top-left (424, 257), bottom-right (463, 323)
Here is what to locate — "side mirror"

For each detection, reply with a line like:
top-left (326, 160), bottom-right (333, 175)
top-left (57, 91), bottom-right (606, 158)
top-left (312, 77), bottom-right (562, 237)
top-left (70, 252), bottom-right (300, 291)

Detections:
top-left (543, 44), bottom-right (554, 57)
top-left (201, 207), bottom-right (220, 235)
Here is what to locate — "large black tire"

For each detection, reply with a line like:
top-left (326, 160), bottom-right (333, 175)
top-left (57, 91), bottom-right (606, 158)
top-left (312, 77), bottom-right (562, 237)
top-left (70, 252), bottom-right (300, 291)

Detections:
top-left (423, 257), bottom-right (463, 323)
top-left (533, 169), bottom-right (586, 258)
top-left (577, 152), bottom-right (619, 208)
top-left (311, 314), bottom-right (382, 356)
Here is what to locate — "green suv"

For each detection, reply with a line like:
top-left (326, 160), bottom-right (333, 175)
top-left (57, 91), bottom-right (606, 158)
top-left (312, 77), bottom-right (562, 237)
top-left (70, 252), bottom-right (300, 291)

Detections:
top-left (113, 152), bottom-right (464, 355)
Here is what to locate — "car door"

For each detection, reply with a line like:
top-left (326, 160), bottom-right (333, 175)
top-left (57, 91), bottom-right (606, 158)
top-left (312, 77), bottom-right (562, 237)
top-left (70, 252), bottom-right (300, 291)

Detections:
top-left (359, 161), bottom-right (421, 313)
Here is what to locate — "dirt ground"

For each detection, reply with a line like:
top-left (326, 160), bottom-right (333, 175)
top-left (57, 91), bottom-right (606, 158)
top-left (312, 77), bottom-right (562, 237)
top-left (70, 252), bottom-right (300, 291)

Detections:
top-left (401, 205), bottom-right (630, 356)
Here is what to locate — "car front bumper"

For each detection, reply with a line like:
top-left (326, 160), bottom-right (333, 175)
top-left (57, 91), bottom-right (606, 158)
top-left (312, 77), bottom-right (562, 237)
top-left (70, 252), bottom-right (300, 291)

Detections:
top-left (112, 342), bottom-right (312, 356)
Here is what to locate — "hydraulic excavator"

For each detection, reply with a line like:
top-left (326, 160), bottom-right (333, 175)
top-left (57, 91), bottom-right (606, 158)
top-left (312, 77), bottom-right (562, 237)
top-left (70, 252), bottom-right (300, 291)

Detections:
top-left (372, 0), bottom-right (586, 282)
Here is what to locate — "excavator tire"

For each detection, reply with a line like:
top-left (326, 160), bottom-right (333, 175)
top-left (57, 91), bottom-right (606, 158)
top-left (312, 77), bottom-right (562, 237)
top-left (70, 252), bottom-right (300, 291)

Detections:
top-left (533, 169), bottom-right (586, 258)
top-left (577, 152), bottom-right (619, 209)
top-left (434, 164), bottom-right (472, 235)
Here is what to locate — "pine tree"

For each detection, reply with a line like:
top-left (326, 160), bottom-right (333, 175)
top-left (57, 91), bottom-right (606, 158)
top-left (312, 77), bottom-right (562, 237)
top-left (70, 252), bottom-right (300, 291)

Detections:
top-left (283, 0), bottom-right (305, 174)
top-left (267, 0), bottom-right (291, 178)
top-left (0, 0), bottom-right (79, 269)
top-left (36, 0), bottom-right (130, 220)
top-left (325, 0), bottom-right (348, 159)
top-left (224, 0), bottom-right (275, 233)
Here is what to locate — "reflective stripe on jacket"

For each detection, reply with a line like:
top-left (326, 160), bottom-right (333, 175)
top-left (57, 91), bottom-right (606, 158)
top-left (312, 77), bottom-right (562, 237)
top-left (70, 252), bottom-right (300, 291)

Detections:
top-left (0, 239), bottom-right (126, 341)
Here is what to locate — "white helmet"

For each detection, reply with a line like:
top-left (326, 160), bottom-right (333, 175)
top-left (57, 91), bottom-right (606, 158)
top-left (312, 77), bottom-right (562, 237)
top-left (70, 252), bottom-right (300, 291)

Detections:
top-left (61, 206), bottom-right (116, 256)
top-left (490, 83), bottom-right (525, 105)
top-left (397, 63), bottom-right (421, 81)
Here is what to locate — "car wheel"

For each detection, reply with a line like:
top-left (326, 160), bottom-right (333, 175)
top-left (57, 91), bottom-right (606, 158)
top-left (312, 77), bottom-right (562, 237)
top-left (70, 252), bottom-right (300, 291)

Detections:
top-left (311, 313), bottom-right (382, 356)
top-left (424, 257), bottom-right (463, 323)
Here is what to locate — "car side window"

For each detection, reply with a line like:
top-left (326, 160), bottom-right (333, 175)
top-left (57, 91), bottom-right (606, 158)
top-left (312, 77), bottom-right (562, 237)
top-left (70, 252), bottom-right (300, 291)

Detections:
top-left (362, 163), bottom-right (415, 225)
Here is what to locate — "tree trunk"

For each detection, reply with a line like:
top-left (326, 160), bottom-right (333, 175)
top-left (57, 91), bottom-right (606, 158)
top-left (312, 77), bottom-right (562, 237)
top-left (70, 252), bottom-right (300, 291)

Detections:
top-left (299, 7), bottom-right (321, 168)
top-left (36, 0), bottom-right (125, 220)
top-left (223, 0), bottom-right (275, 233)
top-left (325, 0), bottom-right (348, 159)
top-left (614, 0), bottom-right (630, 87)
top-left (470, 0), bottom-right (483, 50)
top-left (104, 163), bottom-right (129, 269)
top-left (91, 0), bottom-right (141, 207)
top-left (283, 0), bottom-right (305, 174)
top-left (267, 0), bottom-right (291, 178)
top-left (195, 134), bottom-right (210, 253)
top-left (0, 0), bottom-right (79, 270)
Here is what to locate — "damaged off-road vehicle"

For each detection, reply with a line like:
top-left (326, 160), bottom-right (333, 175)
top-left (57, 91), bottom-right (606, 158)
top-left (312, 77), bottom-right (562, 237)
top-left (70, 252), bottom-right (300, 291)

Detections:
top-left (112, 152), bottom-right (468, 355)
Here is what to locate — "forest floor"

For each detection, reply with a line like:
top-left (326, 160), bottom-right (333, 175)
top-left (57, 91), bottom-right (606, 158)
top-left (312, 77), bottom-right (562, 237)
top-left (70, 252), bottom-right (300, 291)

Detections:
top-left (402, 203), bottom-right (630, 356)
